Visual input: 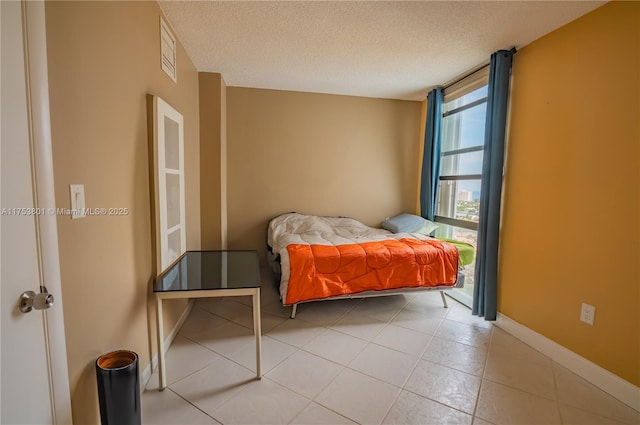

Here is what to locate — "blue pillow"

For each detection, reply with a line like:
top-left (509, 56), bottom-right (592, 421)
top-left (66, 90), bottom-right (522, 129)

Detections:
top-left (381, 213), bottom-right (426, 233)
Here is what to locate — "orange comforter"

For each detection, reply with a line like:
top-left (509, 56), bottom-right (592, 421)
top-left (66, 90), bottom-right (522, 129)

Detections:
top-left (285, 237), bottom-right (459, 305)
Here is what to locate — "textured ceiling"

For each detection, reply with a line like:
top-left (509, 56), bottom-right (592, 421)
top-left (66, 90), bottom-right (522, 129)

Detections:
top-left (159, 1), bottom-right (605, 101)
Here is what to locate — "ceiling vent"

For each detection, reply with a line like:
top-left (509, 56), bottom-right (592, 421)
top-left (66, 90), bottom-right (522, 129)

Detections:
top-left (160, 17), bottom-right (177, 83)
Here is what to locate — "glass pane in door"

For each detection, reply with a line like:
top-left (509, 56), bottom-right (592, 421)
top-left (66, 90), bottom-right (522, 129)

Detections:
top-left (164, 116), bottom-right (179, 170)
top-left (435, 223), bottom-right (477, 307)
top-left (166, 228), bottom-right (181, 265)
top-left (165, 173), bottom-right (180, 229)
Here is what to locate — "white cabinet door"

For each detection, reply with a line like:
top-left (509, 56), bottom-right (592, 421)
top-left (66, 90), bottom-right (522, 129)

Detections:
top-left (152, 96), bottom-right (186, 274)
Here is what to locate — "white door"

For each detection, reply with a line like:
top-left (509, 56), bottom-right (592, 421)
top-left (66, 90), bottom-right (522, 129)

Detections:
top-left (1, 1), bottom-right (72, 424)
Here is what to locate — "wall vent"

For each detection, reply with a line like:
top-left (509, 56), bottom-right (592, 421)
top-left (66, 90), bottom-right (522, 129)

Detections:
top-left (160, 17), bottom-right (177, 83)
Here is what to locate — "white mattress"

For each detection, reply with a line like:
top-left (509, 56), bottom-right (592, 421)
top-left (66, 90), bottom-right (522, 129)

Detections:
top-left (267, 212), bottom-right (436, 303)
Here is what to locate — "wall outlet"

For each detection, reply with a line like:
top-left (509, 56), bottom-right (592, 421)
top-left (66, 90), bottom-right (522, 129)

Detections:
top-left (580, 303), bottom-right (595, 325)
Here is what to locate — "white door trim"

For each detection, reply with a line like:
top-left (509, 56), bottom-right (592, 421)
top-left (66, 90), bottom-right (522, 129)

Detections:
top-left (22, 1), bottom-right (72, 423)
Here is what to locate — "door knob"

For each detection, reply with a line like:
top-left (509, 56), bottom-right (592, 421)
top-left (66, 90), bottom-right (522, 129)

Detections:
top-left (19, 289), bottom-right (54, 313)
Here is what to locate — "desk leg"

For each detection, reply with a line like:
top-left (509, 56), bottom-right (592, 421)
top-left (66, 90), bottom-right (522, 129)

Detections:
top-left (156, 296), bottom-right (167, 390)
top-left (252, 288), bottom-right (262, 379)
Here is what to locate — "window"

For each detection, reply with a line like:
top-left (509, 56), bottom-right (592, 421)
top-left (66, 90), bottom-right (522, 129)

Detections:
top-left (435, 69), bottom-right (489, 306)
top-left (435, 84), bottom-right (488, 231)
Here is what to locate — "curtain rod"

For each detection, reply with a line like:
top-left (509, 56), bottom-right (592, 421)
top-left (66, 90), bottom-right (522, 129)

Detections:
top-left (442, 61), bottom-right (490, 90)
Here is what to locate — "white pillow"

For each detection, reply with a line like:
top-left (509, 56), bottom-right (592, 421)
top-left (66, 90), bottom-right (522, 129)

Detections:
top-left (413, 221), bottom-right (439, 236)
top-left (381, 213), bottom-right (426, 233)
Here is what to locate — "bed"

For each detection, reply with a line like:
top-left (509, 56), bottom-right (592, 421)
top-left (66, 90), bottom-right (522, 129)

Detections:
top-left (267, 212), bottom-right (465, 318)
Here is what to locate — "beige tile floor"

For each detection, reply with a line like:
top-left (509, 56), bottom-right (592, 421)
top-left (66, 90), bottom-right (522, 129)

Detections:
top-left (143, 269), bottom-right (640, 425)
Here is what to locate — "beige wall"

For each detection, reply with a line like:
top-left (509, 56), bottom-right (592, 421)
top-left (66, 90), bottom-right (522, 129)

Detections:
top-left (226, 87), bottom-right (422, 262)
top-left (199, 73), bottom-right (227, 249)
top-left (45, 1), bottom-right (200, 423)
top-left (500, 1), bottom-right (639, 385)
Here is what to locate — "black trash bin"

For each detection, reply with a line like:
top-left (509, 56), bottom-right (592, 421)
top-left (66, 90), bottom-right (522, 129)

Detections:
top-left (96, 350), bottom-right (141, 425)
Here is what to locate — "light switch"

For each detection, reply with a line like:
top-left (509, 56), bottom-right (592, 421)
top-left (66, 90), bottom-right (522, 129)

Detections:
top-left (69, 184), bottom-right (85, 219)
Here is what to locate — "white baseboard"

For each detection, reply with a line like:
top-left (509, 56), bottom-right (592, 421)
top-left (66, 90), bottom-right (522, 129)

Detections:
top-left (141, 299), bottom-right (195, 390)
top-left (495, 313), bottom-right (640, 412)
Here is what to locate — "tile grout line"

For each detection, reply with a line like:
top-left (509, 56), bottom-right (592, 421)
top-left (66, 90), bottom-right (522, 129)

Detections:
top-left (549, 363), bottom-right (637, 424)
top-left (335, 297), bottom-right (442, 374)
top-left (294, 294), bottom-right (442, 425)
top-left (177, 329), bottom-right (268, 379)
top-left (208, 375), bottom-right (293, 421)
top-left (163, 332), bottom-right (240, 387)
top-left (289, 315), bottom-right (366, 425)
top-left (479, 352), bottom-right (570, 405)
top-left (379, 303), bottom-right (447, 425)
top-left (381, 304), bottom-right (489, 420)
top-left (286, 399), bottom-right (315, 425)
top-left (289, 399), bottom-right (355, 425)
top-left (399, 385), bottom-right (478, 419)
top-left (226, 334), bottom-right (298, 376)
top-left (470, 322), bottom-right (495, 424)
top-left (176, 304), bottom-right (322, 423)
top-left (551, 359), bottom-right (566, 424)
top-left (299, 333), bottom-right (367, 371)
top-left (165, 386), bottom-right (222, 424)
top-left (192, 297), bottom-right (316, 377)
top-left (280, 360), bottom-right (355, 424)
top-left (473, 325), bottom-right (579, 422)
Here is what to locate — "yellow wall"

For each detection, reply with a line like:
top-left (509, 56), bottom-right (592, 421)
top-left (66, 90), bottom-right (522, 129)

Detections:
top-left (500, 1), bottom-right (640, 385)
top-left (226, 87), bottom-right (422, 261)
top-left (45, 1), bottom-right (201, 422)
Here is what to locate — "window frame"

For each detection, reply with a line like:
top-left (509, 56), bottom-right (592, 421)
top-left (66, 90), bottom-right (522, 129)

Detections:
top-left (434, 77), bottom-right (489, 231)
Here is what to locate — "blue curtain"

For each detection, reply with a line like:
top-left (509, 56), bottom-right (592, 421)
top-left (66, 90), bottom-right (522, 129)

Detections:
top-left (473, 48), bottom-right (516, 320)
top-left (420, 87), bottom-right (444, 221)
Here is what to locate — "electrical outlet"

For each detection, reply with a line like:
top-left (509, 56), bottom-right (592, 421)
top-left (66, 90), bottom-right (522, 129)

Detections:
top-left (580, 303), bottom-right (595, 325)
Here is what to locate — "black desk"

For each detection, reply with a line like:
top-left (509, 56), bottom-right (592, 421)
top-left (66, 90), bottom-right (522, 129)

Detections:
top-left (153, 250), bottom-right (262, 390)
